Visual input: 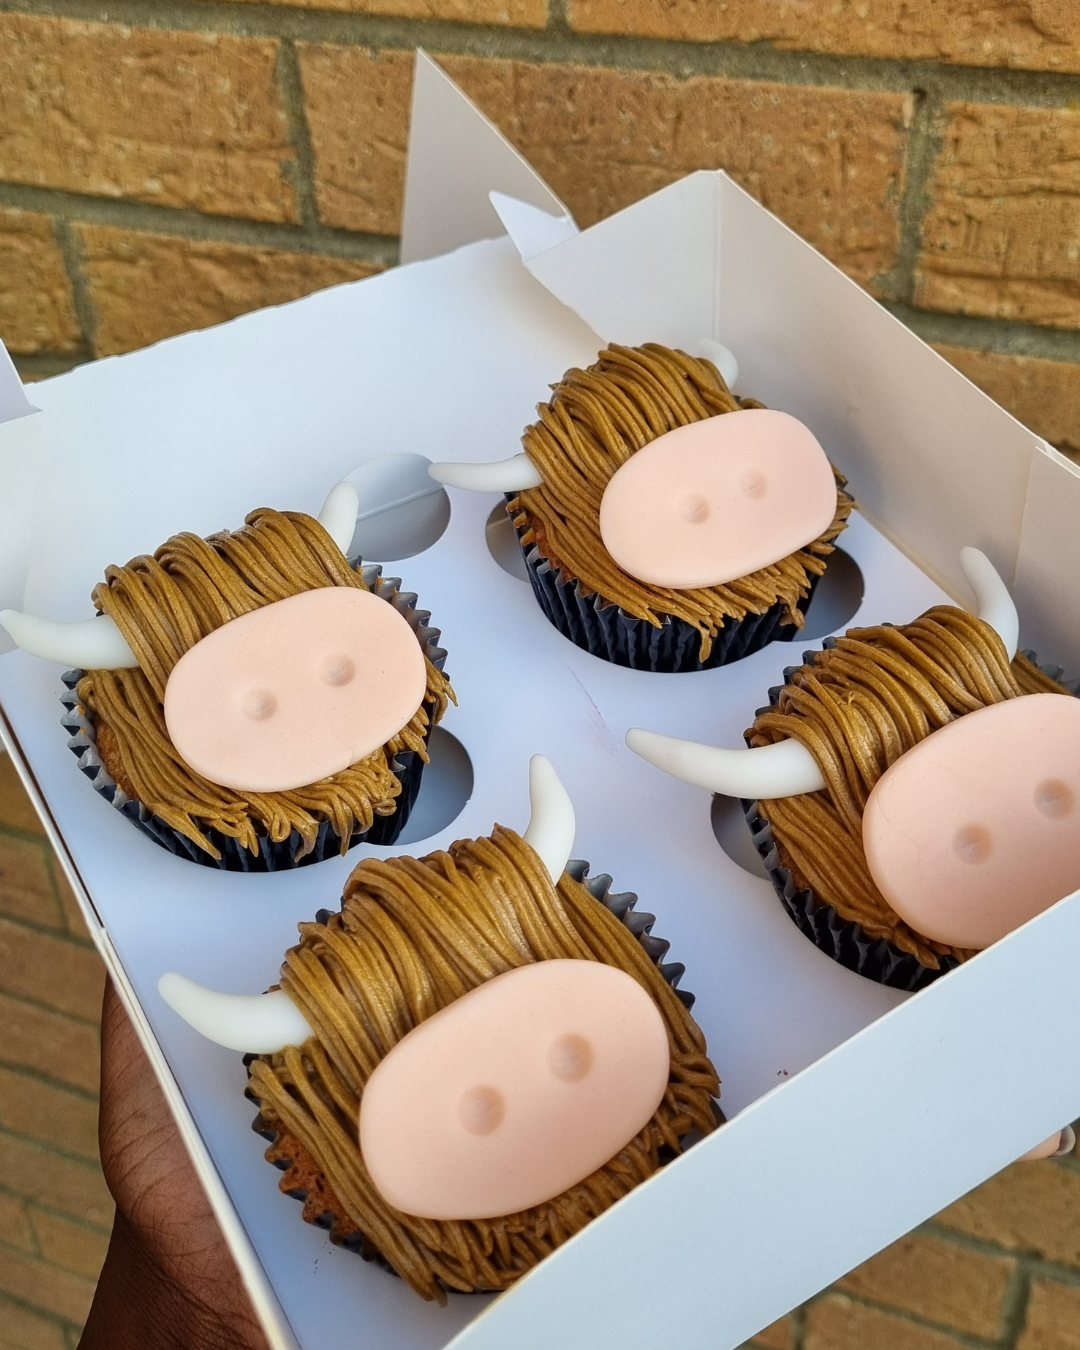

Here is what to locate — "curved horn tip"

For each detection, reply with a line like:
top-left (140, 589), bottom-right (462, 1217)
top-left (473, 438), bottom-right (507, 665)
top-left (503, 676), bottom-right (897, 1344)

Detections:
top-left (694, 338), bottom-right (739, 391)
top-left (625, 726), bottom-right (826, 800)
top-left (317, 481), bottom-right (360, 555)
top-left (958, 546), bottom-right (1019, 660)
top-left (523, 754), bottom-right (576, 885)
top-left (157, 972), bottom-right (314, 1055)
top-left (0, 608), bottom-right (139, 670)
top-left (428, 454), bottom-right (543, 494)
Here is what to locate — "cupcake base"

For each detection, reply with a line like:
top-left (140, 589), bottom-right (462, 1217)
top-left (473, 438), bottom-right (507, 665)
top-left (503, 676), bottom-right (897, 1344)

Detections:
top-left (510, 498), bottom-right (821, 673)
top-left (744, 645), bottom-right (1080, 991)
top-left (245, 857), bottom-right (710, 1278)
top-left (59, 562), bottom-right (447, 872)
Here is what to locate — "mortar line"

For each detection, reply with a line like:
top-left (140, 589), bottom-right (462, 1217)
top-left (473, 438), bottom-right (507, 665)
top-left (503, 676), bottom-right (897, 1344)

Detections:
top-left (999, 1261), bottom-right (1033, 1349)
top-left (922, 1219), bottom-right (1080, 1285)
top-left (0, 1058), bottom-right (101, 1103)
top-left (0, 1287), bottom-right (83, 1338)
top-left (274, 39), bottom-right (320, 229)
top-left (9, 352), bottom-right (90, 383)
top-left (0, 1122), bottom-right (110, 1173)
top-left (874, 83), bottom-right (943, 305)
top-left (19, 1196), bottom-right (113, 1238)
top-left (0, 983), bottom-right (104, 1029)
top-left (883, 303), bottom-right (1080, 364)
top-left (4, 0), bottom-right (1080, 107)
top-left (827, 1287), bottom-right (1004, 1348)
top-left (0, 182), bottom-right (400, 264)
top-left (51, 219), bottom-right (96, 356)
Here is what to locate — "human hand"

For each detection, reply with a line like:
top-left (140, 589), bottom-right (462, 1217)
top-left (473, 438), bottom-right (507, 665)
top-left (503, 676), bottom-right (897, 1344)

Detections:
top-left (79, 979), bottom-right (270, 1350)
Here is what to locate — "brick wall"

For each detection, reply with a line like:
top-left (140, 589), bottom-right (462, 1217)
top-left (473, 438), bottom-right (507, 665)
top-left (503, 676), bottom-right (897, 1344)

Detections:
top-left (0, 0), bottom-right (1079, 460)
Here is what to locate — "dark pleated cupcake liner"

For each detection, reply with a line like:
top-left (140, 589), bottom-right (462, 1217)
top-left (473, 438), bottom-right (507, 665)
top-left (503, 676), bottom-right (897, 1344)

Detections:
top-left (58, 562), bottom-right (448, 872)
top-left (245, 856), bottom-right (710, 1276)
top-left (744, 645), bottom-right (1080, 992)
top-left (509, 497), bottom-right (820, 673)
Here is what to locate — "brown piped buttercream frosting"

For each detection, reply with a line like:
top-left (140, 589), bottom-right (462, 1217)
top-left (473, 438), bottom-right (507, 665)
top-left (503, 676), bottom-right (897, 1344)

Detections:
top-left (510, 343), bottom-right (854, 661)
top-left (247, 827), bottom-right (720, 1301)
top-left (749, 607), bottom-right (1072, 969)
top-left (77, 508), bottom-right (451, 860)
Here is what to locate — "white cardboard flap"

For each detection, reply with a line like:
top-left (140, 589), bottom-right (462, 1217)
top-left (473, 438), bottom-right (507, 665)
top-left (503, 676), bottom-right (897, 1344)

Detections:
top-left (0, 340), bottom-right (42, 654)
top-left (488, 192), bottom-right (578, 262)
top-left (449, 887), bottom-right (1080, 1350)
top-left (400, 52), bottom-right (571, 265)
top-left (517, 171), bottom-right (720, 349)
top-left (1015, 443), bottom-right (1080, 675)
top-left (716, 175), bottom-right (1039, 606)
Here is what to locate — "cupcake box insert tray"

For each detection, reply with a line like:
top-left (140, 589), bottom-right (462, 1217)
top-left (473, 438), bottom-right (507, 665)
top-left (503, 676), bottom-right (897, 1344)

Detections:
top-left (2, 55), bottom-right (1080, 1350)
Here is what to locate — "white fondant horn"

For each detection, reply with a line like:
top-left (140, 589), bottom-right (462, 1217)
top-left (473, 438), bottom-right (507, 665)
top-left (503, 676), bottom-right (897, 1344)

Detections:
top-left (625, 727), bottom-right (826, 800)
top-left (694, 338), bottom-right (739, 391)
top-left (0, 609), bottom-right (139, 670)
top-left (428, 453), bottom-right (543, 494)
top-left (522, 754), bottom-right (576, 884)
top-left (317, 481), bottom-right (360, 555)
top-left (959, 547), bottom-right (1019, 660)
top-left (158, 972), bottom-right (314, 1055)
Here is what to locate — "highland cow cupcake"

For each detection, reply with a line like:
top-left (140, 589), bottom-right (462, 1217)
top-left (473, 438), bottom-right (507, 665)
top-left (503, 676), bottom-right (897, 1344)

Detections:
top-left (627, 549), bottom-right (1080, 993)
top-left (157, 757), bottom-right (720, 1299)
top-left (0, 484), bottom-right (452, 870)
top-left (431, 343), bottom-right (854, 672)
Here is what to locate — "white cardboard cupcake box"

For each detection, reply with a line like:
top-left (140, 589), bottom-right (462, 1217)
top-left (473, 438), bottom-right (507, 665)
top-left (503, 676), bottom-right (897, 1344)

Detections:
top-left (2, 54), bottom-right (1079, 1350)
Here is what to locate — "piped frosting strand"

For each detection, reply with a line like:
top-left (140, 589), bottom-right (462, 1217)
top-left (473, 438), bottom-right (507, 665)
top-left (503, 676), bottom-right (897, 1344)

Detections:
top-left (248, 827), bottom-right (719, 1302)
top-left (510, 344), bottom-right (853, 662)
top-left (80, 508), bottom-right (451, 859)
top-left (750, 607), bottom-right (1071, 968)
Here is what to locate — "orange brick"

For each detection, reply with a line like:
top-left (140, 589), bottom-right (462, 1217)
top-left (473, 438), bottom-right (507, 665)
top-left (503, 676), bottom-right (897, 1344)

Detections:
top-left (77, 225), bottom-right (380, 357)
top-left (0, 991), bottom-right (100, 1095)
top-left (0, 1189), bottom-right (35, 1255)
top-left (300, 49), bottom-right (911, 290)
top-left (1019, 1278), bottom-right (1080, 1350)
top-left (0, 1243), bottom-right (97, 1325)
top-left (0, 211), bottom-right (80, 357)
top-left (805, 1294), bottom-right (961, 1350)
top-left (747, 1314), bottom-right (793, 1349)
top-left (0, 917), bottom-right (104, 1022)
top-left (0, 14), bottom-right (296, 223)
top-left (933, 345), bottom-right (1080, 462)
top-left (0, 1292), bottom-right (69, 1350)
top-left (917, 102), bottom-right (1080, 329)
top-left (568, 0), bottom-right (1080, 74)
top-left (0, 1066), bottom-right (98, 1161)
top-left (206, 0), bottom-right (545, 21)
top-left (0, 834), bottom-right (63, 930)
top-left (838, 1231), bottom-right (1013, 1338)
top-left (937, 1162), bottom-right (1080, 1268)
top-left (298, 45), bottom-right (412, 236)
top-left (27, 1209), bottom-right (109, 1281)
top-left (0, 754), bottom-right (46, 835)
top-left (0, 1132), bottom-right (112, 1230)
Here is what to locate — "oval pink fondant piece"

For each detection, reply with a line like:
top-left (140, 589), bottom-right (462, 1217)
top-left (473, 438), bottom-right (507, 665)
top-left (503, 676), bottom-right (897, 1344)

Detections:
top-left (163, 587), bottom-right (427, 793)
top-left (863, 694), bottom-right (1080, 950)
top-left (358, 959), bottom-right (671, 1220)
top-left (598, 408), bottom-right (837, 589)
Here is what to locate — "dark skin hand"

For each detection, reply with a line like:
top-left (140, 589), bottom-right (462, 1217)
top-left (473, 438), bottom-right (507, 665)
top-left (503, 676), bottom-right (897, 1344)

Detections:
top-left (79, 979), bottom-right (270, 1350)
